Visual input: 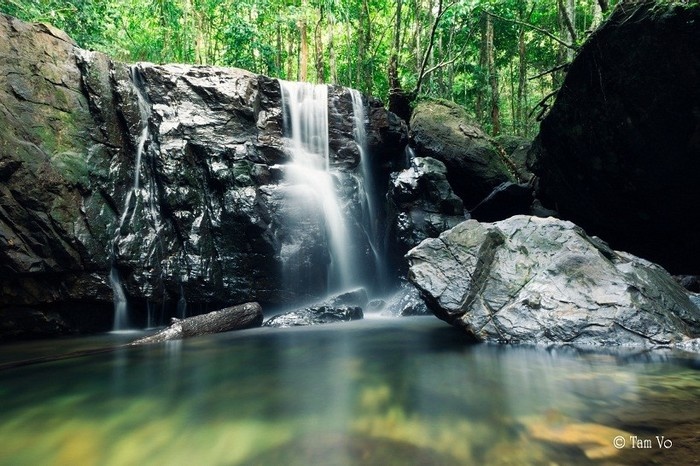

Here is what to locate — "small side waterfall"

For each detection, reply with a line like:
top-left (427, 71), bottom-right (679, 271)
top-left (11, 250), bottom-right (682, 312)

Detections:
top-left (279, 80), bottom-right (356, 292)
top-left (110, 65), bottom-right (153, 331)
top-left (350, 89), bottom-right (383, 290)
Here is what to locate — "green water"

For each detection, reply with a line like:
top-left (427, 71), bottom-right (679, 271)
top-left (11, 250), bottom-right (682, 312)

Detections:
top-left (0, 317), bottom-right (698, 465)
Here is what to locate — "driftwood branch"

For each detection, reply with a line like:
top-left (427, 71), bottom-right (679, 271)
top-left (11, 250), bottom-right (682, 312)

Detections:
top-left (528, 63), bottom-right (569, 80)
top-left (528, 89), bottom-right (559, 121)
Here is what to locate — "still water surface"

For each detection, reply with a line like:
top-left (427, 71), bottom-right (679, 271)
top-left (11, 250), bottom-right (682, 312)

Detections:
top-left (1, 317), bottom-right (699, 465)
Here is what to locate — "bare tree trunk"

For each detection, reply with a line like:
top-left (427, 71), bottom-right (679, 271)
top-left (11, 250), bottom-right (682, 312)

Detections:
top-left (517, 5), bottom-right (533, 136)
top-left (486, 13), bottom-right (500, 135)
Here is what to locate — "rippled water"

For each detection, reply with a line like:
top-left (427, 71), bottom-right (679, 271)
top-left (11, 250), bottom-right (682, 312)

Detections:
top-left (1, 317), bottom-right (699, 465)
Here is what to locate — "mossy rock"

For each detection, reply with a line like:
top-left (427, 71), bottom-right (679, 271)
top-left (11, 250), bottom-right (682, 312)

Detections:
top-left (410, 100), bottom-right (514, 208)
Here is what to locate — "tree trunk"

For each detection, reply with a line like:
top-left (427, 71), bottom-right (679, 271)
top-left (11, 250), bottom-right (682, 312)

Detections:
top-left (486, 13), bottom-right (500, 135)
top-left (328, 12), bottom-right (337, 83)
top-left (299, 16), bottom-right (308, 81)
top-left (314, 7), bottom-right (325, 83)
top-left (475, 12), bottom-right (487, 122)
top-left (389, 0), bottom-right (403, 91)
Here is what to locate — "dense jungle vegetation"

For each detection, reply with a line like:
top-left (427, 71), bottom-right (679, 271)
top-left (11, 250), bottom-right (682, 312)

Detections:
top-left (3, 0), bottom-right (618, 135)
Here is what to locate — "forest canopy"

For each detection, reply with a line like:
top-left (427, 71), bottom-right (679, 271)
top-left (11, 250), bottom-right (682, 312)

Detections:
top-left (3, 0), bottom-right (621, 135)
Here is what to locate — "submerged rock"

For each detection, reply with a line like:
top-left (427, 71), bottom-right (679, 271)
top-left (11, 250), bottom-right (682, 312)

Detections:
top-left (407, 216), bottom-right (700, 346)
top-left (529, 2), bottom-right (700, 274)
top-left (131, 302), bottom-right (262, 344)
top-left (263, 305), bottom-right (363, 328)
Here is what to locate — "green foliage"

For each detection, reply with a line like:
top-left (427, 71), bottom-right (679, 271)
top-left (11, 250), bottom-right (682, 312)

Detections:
top-left (1, 0), bottom-right (628, 136)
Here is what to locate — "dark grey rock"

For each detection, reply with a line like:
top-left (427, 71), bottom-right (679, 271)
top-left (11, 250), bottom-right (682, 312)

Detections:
top-left (319, 288), bottom-right (369, 308)
top-left (407, 215), bottom-right (700, 346)
top-left (388, 157), bottom-right (465, 257)
top-left (263, 305), bottom-right (363, 328)
top-left (494, 135), bottom-right (533, 182)
top-left (529, 3), bottom-right (700, 274)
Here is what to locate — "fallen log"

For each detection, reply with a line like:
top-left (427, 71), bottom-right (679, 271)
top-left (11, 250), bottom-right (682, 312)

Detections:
top-left (130, 302), bottom-right (263, 345)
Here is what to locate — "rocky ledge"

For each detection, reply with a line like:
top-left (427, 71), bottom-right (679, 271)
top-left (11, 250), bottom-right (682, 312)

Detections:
top-left (407, 216), bottom-right (700, 347)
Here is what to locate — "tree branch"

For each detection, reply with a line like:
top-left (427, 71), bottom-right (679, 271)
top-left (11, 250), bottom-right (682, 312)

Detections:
top-left (485, 10), bottom-right (577, 50)
top-left (413, 0), bottom-right (458, 96)
top-left (528, 62), bottom-right (569, 80)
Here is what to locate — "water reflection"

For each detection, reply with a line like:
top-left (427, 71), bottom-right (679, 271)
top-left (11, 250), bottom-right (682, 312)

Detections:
top-left (0, 318), bottom-right (698, 465)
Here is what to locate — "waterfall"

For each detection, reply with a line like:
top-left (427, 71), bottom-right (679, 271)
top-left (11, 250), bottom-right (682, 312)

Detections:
top-left (349, 89), bottom-right (384, 291)
top-left (279, 80), bottom-right (361, 293)
top-left (110, 65), bottom-right (153, 331)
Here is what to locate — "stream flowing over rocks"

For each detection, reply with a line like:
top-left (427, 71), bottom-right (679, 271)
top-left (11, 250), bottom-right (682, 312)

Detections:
top-left (407, 216), bottom-right (700, 346)
top-left (0, 13), bottom-right (406, 338)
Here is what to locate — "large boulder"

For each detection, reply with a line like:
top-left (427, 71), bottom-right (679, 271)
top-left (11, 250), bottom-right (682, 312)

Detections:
top-left (407, 216), bottom-right (700, 346)
top-left (0, 14), bottom-right (405, 339)
top-left (409, 100), bottom-right (515, 207)
top-left (529, 2), bottom-right (700, 274)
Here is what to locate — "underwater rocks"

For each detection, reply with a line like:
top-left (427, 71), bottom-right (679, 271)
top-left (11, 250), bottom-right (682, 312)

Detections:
top-left (529, 2), bottom-right (700, 274)
top-left (407, 215), bottom-right (700, 346)
top-left (131, 302), bottom-right (263, 344)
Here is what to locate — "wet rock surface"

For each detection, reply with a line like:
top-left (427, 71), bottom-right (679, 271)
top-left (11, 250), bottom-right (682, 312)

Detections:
top-left (388, 156), bottom-right (465, 257)
top-left (407, 216), bottom-right (700, 346)
top-left (263, 305), bottom-right (363, 328)
top-left (529, 2), bottom-right (700, 274)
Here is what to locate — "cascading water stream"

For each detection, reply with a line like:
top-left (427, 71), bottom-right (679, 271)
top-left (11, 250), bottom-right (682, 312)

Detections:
top-left (110, 66), bottom-right (153, 331)
top-left (279, 80), bottom-right (360, 293)
top-left (349, 89), bottom-right (384, 290)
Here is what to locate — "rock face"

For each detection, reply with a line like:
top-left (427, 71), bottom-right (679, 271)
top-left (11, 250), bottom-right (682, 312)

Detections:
top-left (387, 157), bottom-right (465, 257)
top-left (407, 216), bottom-right (700, 346)
top-left (0, 14), bottom-right (405, 339)
top-left (529, 2), bottom-right (700, 274)
top-left (409, 100), bottom-right (515, 207)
